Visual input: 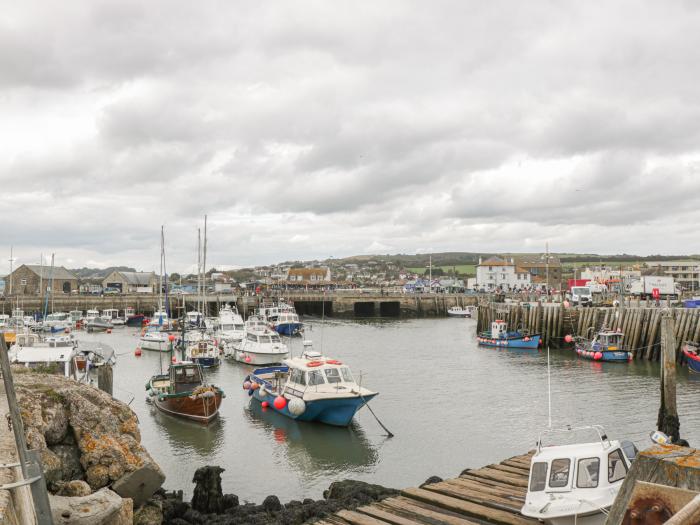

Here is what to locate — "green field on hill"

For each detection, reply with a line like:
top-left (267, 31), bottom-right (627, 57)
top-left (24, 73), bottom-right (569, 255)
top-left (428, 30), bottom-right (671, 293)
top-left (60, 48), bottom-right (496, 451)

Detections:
top-left (407, 264), bottom-right (476, 276)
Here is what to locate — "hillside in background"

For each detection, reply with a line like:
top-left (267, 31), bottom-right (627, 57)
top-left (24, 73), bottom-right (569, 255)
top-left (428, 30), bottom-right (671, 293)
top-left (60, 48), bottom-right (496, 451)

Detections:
top-left (68, 266), bottom-right (137, 279)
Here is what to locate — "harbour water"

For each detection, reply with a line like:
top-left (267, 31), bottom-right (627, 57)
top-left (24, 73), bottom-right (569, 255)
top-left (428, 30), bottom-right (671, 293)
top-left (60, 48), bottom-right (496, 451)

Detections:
top-left (78, 317), bottom-right (700, 503)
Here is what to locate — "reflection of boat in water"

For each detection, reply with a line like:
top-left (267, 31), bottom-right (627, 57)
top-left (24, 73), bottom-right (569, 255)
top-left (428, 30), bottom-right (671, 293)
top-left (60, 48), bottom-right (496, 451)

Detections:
top-left (149, 406), bottom-right (226, 457)
top-left (245, 400), bottom-right (378, 473)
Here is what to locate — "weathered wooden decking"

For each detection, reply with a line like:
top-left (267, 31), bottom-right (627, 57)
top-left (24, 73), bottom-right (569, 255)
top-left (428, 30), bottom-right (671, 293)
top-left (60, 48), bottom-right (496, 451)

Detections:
top-left (320, 452), bottom-right (536, 525)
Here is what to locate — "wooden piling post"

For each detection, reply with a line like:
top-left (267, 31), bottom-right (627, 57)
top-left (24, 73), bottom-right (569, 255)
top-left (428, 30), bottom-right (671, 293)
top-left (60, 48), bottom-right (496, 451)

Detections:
top-left (98, 365), bottom-right (114, 396)
top-left (658, 310), bottom-right (680, 443)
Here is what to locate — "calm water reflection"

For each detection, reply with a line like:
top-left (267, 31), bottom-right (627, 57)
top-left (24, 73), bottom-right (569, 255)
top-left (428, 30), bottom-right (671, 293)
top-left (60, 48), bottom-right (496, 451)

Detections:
top-left (78, 317), bottom-right (700, 502)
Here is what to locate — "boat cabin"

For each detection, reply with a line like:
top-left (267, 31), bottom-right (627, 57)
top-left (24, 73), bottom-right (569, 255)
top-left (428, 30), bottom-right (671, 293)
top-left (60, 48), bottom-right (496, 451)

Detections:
top-left (11, 337), bottom-right (79, 378)
top-left (592, 331), bottom-right (624, 351)
top-left (171, 362), bottom-right (205, 393)
top-left (0, 314), bottom-right (9, 327)
top-left (152, 310), bottom-right (170, 326)
top-left (86, 309), bottom-right (100, 320)
top-left (246, 332), bottom-right (282, 345)
top-left (523, 426), bottom-right (637, 522)
top-left (282, 350), bottom-right (356, 393)
top-left (69, 310), bottom-right (83, 323)
top-left (125, 306), bottom-right (136, 317)
top-left (102, 309), bottom-right (120, 320)
top-left (186, 311), bottom-right (201, 326)
top-left (491, 320), bottom-right (507, 338)
top-left (12, 308), bottom-right (24, 319)
top-left (277, 312), bottom-right (300, 324)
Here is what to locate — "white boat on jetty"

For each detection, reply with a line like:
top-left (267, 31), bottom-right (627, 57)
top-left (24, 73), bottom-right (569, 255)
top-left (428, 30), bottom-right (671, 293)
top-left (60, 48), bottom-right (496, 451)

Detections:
top-left (229, 328), bottom-right (288, 365)
top-left (447, 305), bottom-right (477, 318)
top-left (521, 425), bottom-right (636, 525)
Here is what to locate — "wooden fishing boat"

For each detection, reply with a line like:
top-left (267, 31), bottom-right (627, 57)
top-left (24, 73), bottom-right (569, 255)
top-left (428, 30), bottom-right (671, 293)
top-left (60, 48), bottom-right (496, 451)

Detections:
top-left (682, 342), bottom-right (700, 373)
top-left (146, 362), bottom-right (224, 423)
top-left (477, 320), bottom-right (541, 349)
top-left (574, 329), bottom-right (631, 362)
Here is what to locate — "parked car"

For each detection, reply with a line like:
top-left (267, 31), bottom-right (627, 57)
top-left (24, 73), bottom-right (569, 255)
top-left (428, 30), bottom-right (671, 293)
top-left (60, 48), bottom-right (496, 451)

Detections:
top-left (103, 287), bottom-right (121, 295)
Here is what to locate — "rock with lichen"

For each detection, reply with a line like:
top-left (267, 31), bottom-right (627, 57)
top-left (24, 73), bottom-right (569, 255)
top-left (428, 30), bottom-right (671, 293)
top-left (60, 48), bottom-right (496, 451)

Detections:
top-left (12, 367), bottom-right (164, 506)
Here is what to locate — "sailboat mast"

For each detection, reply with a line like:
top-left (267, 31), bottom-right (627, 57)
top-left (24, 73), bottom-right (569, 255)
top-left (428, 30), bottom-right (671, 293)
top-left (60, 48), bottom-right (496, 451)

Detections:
top-left (202, 215), bottom-right (207, 318)
top-left (159, 226), bottom-right (164, 313)
top-left (197, 228), bottom-right (201, 315)
top-left (162, 227), bottom-right (169, 318)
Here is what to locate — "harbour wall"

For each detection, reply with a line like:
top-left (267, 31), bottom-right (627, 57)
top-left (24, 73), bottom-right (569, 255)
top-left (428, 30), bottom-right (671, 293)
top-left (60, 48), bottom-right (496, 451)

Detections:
top-left (476, 303), bottom-right (700, 362)
top-left (1, 292), bottom-right (479, 318)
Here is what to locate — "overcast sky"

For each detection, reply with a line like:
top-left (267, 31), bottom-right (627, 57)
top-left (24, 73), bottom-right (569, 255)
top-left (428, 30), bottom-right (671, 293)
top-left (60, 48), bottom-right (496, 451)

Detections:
top-left (2, 1), bottom-right (699, 273)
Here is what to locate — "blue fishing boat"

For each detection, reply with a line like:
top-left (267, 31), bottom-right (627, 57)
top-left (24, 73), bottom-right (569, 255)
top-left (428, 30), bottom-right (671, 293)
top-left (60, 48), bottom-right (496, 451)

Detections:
top-left (477, 320), bottom-right (541, 349)
top-left (273, 311), bottom-right (304, 336)
top-left (243, 348), bottom-right (377, 427)
top-left (683, 343), bottom-right (700, 373)
top-left (575, 329), bottom-right (631, 362)
top-left (185, 338), bottom-right (220, 368)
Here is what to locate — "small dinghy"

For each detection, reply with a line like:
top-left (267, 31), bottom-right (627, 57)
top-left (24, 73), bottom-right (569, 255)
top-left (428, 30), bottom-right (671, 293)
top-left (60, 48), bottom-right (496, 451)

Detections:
top-left (574, 330), bottom-right (631, 362)
top-left (146, 361), bottom-right (224, 424)
top-left (477, 320), bottom-right (541, 349)
top-left (683, 342), bottom-right (700, 373)
top-left (522, 425), bottom-right (637, 525)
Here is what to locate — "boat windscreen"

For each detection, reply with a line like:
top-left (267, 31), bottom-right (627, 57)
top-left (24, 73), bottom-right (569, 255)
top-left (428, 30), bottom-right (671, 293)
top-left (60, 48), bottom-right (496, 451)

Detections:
top-left (307, 370), bottom-right (325, 386)
top-left (529, 462), bottom-right (547, 491)
top-left (576, 457), bottom-right (599, 488)
top-left (340, 367), bottom-right (353, 382)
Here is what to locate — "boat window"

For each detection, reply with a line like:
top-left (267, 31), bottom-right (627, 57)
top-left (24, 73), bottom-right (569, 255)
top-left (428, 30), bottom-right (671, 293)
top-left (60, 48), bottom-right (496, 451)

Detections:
top-left (340, 367), bottom-right (353, 382)
top-left (576, 457), bottom-right (600, 488)
top-left (221, 324), bottom-right (233, 330)
top-left (235, 324), bottom-right (244, 330)
top-left (271, 335), bottom-right (280, 342)
top-left (247, 333), bottom-right (257, 342)
top-left (529, 462), bottom-right (547, 491)
top-left (549, 458), bottom-right (571, 488)
top-left (260, 336), bottom-right (272, 343)
top-left (608, 449), bottom-right (628, 483)
top-left (324, 368), bottom-right (342, 383)
top-left (621, 441), bottom-right (638, 462)
top-left (307, 370), bottom-right (325, 386)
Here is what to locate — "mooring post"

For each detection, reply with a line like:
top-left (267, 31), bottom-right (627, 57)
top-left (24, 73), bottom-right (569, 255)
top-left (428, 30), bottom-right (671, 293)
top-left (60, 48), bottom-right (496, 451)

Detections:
top-left (97, 364), bottom-right (114, 396)
top-left (658, 309), bottom-right (681, 443)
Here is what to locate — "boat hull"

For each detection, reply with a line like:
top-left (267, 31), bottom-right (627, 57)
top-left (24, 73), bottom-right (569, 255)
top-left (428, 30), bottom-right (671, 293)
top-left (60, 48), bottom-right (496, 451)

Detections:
top-left (683, 347), bottom-right (700, 373)
top-left (275, 323), bottom-right (303, 336)
top-left (576, 347), bottom-right (632, 362)
top-left (153, 391), bottom-right (223, 423)
top-left (232, 349), bottom-right (290, 365)
top-left (191, 356), bottom-right (220, 368)
top-left (126, 315), bottom-right (145, 327)
top-left (447, 311), bottom-right (471, 318)
top-left (139, 338), bottom-right (171, 352)
top-left (477, 334), bottom-right (541, 349)
top-left (252, 391), bottom-right (377, 426)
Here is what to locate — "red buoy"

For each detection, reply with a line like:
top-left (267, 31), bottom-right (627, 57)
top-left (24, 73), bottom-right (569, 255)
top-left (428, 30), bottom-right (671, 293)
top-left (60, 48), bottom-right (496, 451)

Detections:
top-left (594, 352), bottom-right (603, 360)
top-left (168, 334), bottom-right (176, 342)
top-left (262, 401), bottom-right (269, 408)
top-left (273, 396), bottom-right (287, 410)
top-left (135, 348), bottom-right (142, 356)
top-left (564, 334), bottom-right (573, 343)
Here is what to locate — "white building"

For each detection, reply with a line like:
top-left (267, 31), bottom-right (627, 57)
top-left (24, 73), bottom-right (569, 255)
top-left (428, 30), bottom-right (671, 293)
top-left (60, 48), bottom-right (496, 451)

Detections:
top-left (646, 261), bottom-right (700, 290)
top-left (580, 267), bottom-right (641, 283)
top-left (475, 256), bottom-right (531, 291)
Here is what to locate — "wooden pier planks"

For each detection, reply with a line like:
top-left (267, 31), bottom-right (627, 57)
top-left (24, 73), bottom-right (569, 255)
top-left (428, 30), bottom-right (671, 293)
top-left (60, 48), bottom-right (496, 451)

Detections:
top-left (329, 453), bottom-right (537, 525)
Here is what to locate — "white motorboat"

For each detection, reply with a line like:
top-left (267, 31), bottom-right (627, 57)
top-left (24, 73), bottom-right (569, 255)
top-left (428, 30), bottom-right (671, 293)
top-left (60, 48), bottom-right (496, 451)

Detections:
top-left (150, 310), bottom-right (171, 330)
top-left (102, 308), bottom-right (125, 325)
top-left (139, 326), bottom-right (173, 352)
top-left (42, 312), bottom-right (73, 333)
top-left (10, 332), bottom-right (115, 384)
top-left (69, 310), bottom-right (83, 327)
top-left (230, 328), bottom-right (289, 365)
top-left (85, 309), bottom-right (100, 324)
top-left (521, 425), bottom-right (636, 525)
top-left (216, 305), bottom-right (245, 344)
top-left (186, 310), bottom-right (203, 327)
top-left (0, 314), bottom-right (10, 329)
top-left (447, 305), bottom-right (477, 318)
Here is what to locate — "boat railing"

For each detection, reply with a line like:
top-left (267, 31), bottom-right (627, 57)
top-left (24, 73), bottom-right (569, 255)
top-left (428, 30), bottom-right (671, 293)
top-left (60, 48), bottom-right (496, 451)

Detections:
top-left (537, 424), bottom-right (612, 452)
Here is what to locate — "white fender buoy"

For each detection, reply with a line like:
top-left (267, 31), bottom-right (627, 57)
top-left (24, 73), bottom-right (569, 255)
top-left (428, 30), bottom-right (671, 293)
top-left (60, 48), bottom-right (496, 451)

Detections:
top-left (288, 397), bottom-right (306, 416)
top-left (258, 388), bottom-right (267, 397)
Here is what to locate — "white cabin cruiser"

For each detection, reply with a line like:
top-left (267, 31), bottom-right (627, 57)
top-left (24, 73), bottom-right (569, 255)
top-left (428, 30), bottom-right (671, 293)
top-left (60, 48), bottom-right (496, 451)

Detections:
top-left (522, 425), bottom-right (636, 525)
top-left (102, 308), bottom-right (125, 325)
top-left (42, 312), bottom-right (73, 333)
top-left (447, 305), bottom-right (477, 318)
top-left (151, 310), bottom-right (171, 329)
top-left (229, 328), bottom-right (288, 365)
top-left (85, 309), bottom-right (100, 324)
top-left (216, 305), bottom-right (245, 344)
top-left (139, 326), bottom-right (173, 352)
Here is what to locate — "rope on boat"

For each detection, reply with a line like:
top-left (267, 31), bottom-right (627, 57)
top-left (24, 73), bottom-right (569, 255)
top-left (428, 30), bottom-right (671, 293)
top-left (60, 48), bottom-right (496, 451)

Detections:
top-left (358, 393), bottom-right (394, 438)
